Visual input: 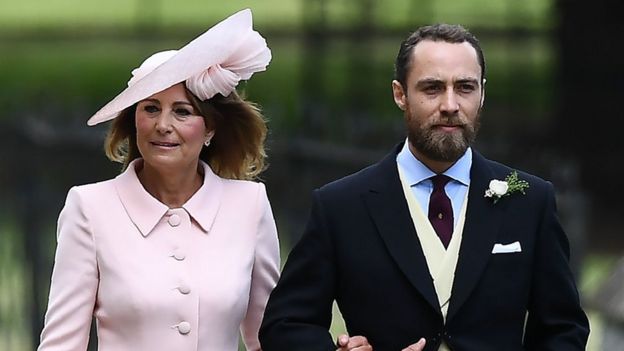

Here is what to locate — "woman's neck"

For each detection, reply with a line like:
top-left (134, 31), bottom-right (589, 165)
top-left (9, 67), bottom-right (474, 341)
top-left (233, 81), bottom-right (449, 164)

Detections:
top-left (136, 161), bottom-right (203, 208)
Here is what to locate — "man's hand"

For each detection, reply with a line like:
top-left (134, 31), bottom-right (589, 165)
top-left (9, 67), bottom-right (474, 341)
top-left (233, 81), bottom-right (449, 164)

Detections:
top-left (402, 338), bottom-right (426, 351)
top-left (335, 334), bottom-right (373, 351)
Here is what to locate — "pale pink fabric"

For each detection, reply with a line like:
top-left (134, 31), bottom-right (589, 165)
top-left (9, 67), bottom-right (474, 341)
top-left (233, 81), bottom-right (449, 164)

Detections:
top-left (38, 160), bottom-right (280, 351)
top-left (127, 50), bottom-right (178, 87)
top-left (128, 27), bottom-right (271, 101)
top-left (184, 26), bottom-right (272, 100)
top-left (87, 9), bottom-right (271, 126)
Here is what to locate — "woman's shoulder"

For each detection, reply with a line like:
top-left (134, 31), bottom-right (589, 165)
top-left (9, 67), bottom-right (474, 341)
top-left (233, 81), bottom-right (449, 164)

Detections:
top-left (215, 178), bottom-right (272, 212)
top-left (220, 177), bottom-right (268, 198)
top-left (64, 178), bottom-right (118, 202)
top-left (221, 177), bottom-right (264, 187)
top-left (203, 160), bottom-right (267, 194)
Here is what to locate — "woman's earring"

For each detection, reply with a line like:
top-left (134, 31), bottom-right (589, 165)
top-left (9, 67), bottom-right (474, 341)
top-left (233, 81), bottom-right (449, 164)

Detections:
top-left (204, 131), bottom-right (215, 147)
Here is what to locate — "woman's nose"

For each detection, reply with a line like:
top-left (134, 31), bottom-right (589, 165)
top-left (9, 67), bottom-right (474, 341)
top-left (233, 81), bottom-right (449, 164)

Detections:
top-left (154, 112), bottom-right (173, 133)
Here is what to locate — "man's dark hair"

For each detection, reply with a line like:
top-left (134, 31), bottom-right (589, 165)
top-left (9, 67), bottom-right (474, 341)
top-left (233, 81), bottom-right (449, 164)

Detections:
top-left (394, 24), bottom-right (485, 90)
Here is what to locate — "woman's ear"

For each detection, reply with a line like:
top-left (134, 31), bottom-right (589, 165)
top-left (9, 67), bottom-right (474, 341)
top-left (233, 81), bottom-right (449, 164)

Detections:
top-left (206, 129), bottom-right (215, 139)
top-left (204, 130), bottom-right (215, 147)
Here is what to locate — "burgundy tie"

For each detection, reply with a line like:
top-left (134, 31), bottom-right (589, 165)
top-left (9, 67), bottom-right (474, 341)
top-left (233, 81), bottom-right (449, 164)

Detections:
top-left (428, 175), bottom-right (454, 248)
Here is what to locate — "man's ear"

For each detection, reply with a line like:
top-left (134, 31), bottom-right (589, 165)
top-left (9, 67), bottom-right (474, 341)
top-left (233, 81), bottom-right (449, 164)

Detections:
top-left (480, 78), bottom-right (486, 108)
top-left (392, 80), bottom-right (407, 111)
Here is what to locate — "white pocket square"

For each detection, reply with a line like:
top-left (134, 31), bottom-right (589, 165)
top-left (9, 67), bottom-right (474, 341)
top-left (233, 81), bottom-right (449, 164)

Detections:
top-left (491, 241), bottom-right (522, 254)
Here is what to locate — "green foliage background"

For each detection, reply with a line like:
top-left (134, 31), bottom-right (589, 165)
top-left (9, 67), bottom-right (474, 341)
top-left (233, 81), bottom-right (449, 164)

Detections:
top-left (0, 1), bottom-right (609, 350)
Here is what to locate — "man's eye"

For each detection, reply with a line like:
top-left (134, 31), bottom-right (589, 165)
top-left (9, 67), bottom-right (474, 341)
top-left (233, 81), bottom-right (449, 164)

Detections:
top-left (423, 86), bottom-right (442, 94)
top-left (458, 84), bottom-right (476, 93)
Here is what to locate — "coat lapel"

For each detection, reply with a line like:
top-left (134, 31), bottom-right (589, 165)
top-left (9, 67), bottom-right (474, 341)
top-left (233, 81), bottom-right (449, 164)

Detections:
top-left (362, 145), bottom-right (441, 316)
top-left (446, 151), bottom-right (508, 322)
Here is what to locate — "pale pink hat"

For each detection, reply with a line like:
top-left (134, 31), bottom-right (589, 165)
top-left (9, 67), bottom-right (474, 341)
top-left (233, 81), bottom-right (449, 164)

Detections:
top-left (87, 9), bottom-right (271, 126)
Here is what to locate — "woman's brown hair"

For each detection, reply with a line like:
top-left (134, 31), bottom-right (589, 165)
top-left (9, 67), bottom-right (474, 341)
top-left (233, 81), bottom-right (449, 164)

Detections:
top-left (104, 88), bottom-right (267, 180)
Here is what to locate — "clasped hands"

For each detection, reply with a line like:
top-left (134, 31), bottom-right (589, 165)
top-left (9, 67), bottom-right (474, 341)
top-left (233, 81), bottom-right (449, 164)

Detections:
top-left (336, 334), bottom-right (426, 351)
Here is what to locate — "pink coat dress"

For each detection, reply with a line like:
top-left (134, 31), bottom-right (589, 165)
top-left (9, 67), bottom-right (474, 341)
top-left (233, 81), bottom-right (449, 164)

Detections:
top-left (38, 159), bottom-right (280, 351)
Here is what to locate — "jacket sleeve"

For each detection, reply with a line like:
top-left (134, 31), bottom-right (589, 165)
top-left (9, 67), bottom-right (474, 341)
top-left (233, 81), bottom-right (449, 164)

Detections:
top-left (38, 187), bottom-right (98, 351)
top-left (259, 189), bottom-right (338, 351)
top-left (240, 183), bottom-right (281, 351)
top-left (523, 182), bottom-right (590, 350)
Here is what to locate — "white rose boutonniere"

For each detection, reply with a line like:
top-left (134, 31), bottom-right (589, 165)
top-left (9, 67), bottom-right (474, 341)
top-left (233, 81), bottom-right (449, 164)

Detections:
top-left (484, 171), bottom-right (529, 204)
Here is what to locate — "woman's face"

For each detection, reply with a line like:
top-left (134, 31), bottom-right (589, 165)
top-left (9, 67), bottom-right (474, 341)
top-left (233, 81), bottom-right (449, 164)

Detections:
top-left (135, 83), bottom-right (212, 172)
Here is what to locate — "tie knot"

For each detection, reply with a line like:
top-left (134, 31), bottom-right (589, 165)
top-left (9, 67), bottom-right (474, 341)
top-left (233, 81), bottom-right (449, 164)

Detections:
top-left (431, 174), bottom-right (451, 191)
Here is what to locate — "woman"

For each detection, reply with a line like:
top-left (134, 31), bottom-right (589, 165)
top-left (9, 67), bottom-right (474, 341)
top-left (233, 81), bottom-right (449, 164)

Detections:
top-left (38, 9), bottom-right (279, 351)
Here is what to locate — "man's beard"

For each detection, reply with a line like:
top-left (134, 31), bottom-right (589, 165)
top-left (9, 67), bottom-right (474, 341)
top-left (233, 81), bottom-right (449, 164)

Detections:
top-left (406, 111), bottom-right (480, 163)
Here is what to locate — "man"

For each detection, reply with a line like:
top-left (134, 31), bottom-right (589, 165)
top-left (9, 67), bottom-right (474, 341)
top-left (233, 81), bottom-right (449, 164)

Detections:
top-left (260, 24), bottom-right (589, 351)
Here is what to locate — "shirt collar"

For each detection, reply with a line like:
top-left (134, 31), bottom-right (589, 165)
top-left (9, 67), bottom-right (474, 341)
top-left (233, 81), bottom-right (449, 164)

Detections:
top-left (396, 139), bottom-right (472, 186)
top-left (114, 159), bottom-right (223, 237)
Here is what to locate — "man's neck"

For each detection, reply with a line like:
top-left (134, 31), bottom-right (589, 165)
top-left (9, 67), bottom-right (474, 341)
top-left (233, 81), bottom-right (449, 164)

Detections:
top-left (408, 143), bottom-right (458, 174)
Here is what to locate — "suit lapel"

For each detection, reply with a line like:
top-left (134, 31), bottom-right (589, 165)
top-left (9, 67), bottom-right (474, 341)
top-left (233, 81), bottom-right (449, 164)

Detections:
top-left (446, 151), bottom-right (507, 322)
top-left (362, 145), bottom-right (441, 316)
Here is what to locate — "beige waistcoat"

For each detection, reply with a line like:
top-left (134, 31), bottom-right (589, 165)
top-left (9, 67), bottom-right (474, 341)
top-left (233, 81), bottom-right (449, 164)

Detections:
top-left (398, 167), bottom-right (469, 351)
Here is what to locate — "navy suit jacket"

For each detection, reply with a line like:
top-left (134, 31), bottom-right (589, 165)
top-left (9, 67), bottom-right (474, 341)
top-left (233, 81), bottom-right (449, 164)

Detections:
top-left (260, 144), bottom-right (589, 351)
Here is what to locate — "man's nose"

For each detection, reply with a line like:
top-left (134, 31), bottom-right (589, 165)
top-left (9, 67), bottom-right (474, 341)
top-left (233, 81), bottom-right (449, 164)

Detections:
top-left (440, 90), bottom-right (459, 115)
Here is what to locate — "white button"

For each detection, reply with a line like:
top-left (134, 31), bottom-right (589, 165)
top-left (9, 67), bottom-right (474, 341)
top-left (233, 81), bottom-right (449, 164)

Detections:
top-left (178, 285), bottom-right (191, 294)
top-left (177, 321), bottom-right (191, 334)
top-left (172, 251), bottom-right (186, 261)
top-left (168, 214), bottom-right (181, 227)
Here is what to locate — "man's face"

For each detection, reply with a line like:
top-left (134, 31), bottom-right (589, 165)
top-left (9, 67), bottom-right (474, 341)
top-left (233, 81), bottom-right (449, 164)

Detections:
top-left (392, 40), bottom-right (484, 163)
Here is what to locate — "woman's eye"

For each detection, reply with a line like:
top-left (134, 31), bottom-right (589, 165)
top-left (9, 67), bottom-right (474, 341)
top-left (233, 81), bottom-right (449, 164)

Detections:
top-left (143, 105), bottom-right (159, 113)
top-left (174, 108), bottom-right (192, 116)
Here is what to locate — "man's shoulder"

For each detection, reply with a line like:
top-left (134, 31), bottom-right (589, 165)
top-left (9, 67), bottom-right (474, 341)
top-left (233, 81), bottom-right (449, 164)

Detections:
top-left (477, 152), bottom-right (552, 192)
top-left (316, 146), bottom-right (398, 200)
top-left (320, 161), bottom-right (381, 193)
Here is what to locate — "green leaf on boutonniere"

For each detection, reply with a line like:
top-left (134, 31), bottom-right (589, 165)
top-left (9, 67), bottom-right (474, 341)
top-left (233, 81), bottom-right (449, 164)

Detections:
top-left (484, 171), bottom-right (529, 204)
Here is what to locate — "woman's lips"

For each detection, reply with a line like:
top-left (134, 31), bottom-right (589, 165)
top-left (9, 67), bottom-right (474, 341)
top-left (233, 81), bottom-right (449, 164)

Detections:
top-left (151, 141), bottom-right (180, 147)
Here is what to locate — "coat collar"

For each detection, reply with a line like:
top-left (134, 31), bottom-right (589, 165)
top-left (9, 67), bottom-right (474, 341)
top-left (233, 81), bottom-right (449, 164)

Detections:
top-left (446, 150), bottom-right (508, 322)
top-left (363, 143), bottom-right (443, 319)
top-left (114, 159), bottom-right (223, 237)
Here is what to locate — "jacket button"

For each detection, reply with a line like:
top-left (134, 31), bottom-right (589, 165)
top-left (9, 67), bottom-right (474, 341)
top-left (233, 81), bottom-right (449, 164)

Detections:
top-left (172, 251), bottom-right (186, 261)
top-left (178, 285), bottom-right (191, 294)
top-left (177, 321), bottom-right (191, 334)
top-left (168, 214), bottom-right (181, 227)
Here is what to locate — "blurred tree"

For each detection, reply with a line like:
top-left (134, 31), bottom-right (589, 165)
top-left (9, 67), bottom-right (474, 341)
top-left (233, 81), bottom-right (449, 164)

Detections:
top-left (301, 0), bottom-right (329, 138)
top-left (557, 0), bottom-right (624, 248)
